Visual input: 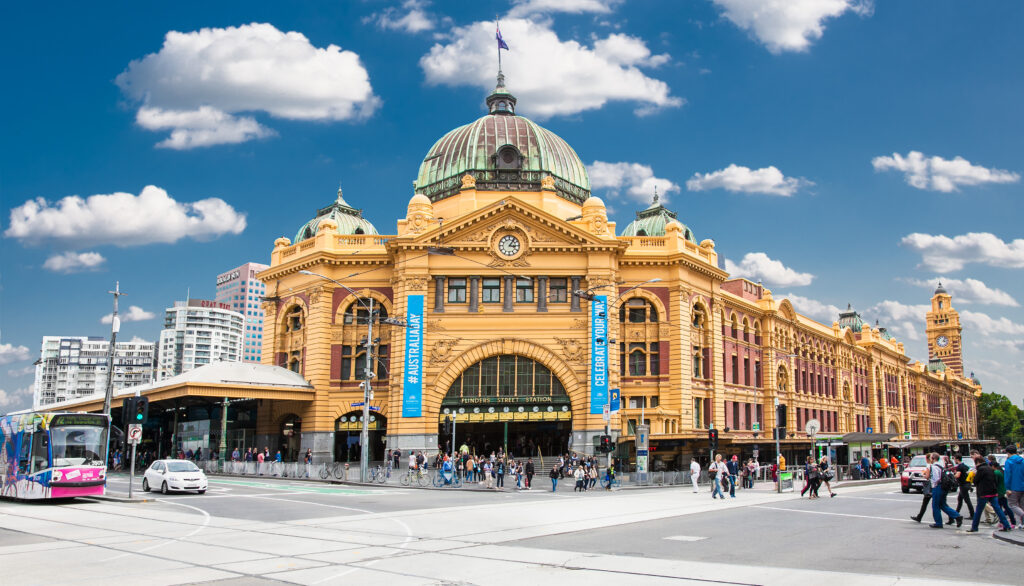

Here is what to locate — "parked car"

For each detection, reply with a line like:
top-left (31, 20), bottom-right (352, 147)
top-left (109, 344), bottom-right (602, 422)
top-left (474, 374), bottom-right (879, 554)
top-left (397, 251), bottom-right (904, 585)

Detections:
top-left (142, 459), bottom-right (208, 494)
top-left (900, 455), bottom-right (930, 493)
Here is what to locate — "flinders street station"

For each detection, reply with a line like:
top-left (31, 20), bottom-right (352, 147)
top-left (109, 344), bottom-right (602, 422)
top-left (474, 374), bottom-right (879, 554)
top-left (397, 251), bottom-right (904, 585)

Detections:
top-left (249, 75), bottom-right (982, 468)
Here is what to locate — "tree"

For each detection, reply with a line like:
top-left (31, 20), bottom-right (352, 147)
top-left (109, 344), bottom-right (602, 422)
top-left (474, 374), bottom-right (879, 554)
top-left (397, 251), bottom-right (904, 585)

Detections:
top-left (977, 392), bottom-right (1024, 446)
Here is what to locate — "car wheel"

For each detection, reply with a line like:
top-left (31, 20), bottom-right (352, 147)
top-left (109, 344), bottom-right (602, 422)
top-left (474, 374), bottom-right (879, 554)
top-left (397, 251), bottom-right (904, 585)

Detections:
top-left (161, 481), bottom-right (169, 495)
top-left (902, 486), bottom-right (910, 494)
top-left (142, 478), bottom-right (150, 492)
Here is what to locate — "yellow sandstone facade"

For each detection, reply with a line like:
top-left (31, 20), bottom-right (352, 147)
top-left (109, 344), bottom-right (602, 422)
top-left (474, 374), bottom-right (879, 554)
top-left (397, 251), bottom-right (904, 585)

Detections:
top-left (257, 79), bottom-right (980, 466)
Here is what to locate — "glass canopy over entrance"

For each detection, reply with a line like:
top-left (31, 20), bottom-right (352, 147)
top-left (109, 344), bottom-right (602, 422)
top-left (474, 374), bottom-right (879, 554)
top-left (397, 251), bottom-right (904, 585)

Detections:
top-left (441, 355), bottom-right (572, 422)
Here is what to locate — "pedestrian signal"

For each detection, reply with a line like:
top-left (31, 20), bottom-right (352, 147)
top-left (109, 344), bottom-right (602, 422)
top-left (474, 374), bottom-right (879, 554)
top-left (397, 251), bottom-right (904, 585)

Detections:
top-left (599, 434), bottom-right (613, 453)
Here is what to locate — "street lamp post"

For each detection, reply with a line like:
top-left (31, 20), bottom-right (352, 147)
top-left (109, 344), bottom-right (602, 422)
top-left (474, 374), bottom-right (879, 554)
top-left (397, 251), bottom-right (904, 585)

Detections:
top-left (299, 270), bottom-right (405, 483)
top-left (102, 282), bottom-right (125, 415)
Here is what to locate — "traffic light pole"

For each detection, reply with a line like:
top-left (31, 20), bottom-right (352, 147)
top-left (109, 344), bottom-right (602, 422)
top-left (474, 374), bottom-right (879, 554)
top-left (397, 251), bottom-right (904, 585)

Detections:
top-left (101, 282), bottom-right (124, 416)
top-left (774, 397), bottom-right (781, 472)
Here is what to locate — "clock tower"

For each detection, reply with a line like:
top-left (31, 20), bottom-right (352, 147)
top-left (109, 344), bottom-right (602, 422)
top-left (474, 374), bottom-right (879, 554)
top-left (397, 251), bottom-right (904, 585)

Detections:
top-left (926, 283), bottom-right (964, 377)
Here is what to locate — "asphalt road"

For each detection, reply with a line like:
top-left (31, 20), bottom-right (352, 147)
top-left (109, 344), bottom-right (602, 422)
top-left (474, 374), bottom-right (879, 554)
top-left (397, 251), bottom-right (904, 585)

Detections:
top-left (516, 484), bottom-right (1023, 584)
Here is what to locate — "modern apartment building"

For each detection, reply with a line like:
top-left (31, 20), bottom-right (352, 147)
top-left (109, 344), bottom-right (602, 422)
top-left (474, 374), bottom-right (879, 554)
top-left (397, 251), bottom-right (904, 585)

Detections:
top-left (157, 300), bottom-right (244, 380)
top-left (33, 336), bottom-right (156, 407)
top-left (215, 262), bottom-right (269, 363)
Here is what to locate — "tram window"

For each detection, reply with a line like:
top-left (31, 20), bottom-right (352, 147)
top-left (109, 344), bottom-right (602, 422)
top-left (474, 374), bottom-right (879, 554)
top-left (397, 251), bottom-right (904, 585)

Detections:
top-left (32, 432), bottom-right (49, 473)
top-left (19, 433), bottom-right (31, 472)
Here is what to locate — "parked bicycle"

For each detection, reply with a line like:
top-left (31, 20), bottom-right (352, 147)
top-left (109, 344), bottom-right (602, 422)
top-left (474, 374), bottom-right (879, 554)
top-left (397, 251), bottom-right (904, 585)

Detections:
top-left (318, 462), bottom-right (347, 480)
top-left (401, 467), bottom-right (429, 487)
top-left (372, 464), bottom-right (391, 484)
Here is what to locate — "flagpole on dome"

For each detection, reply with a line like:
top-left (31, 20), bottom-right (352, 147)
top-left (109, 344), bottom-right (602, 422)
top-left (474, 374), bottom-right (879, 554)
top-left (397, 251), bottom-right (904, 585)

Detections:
top-left (496, 18), bottom-right (510, 88)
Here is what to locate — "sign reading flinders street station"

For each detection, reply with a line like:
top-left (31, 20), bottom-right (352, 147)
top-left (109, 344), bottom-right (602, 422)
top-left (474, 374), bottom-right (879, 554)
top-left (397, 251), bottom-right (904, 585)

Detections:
top-left (254, 75), bottom-right (981, 461)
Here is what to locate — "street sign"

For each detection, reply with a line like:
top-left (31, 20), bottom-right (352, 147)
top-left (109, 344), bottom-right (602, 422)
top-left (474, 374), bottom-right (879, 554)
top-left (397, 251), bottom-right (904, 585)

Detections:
top-left (352, 402), bottom-right (365, 407)
top-left (957, 432), bottom-right (963, 440)
top-left (903, 431), bottom-right (911, 440)
top-left (602, 404), bottom-right (610, 421)
top-left (127, 424), bottom-right (142, 445)
top-left (866, 427), bottom-right (873, 434)
top-left (369, 406), bottom-right (380, 411)
top-left (752, 422), bottom-right (760, 432)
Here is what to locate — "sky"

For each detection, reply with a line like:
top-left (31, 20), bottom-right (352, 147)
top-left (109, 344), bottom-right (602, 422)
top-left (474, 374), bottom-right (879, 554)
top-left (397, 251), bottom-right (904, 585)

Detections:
top-left (2, 0), bottom-right (1022, 412)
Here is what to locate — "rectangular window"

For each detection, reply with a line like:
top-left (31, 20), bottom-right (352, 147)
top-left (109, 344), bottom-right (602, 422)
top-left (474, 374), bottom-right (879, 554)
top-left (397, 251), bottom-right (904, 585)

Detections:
top-left (649, 342), bottom-right (660, 376)
top-left (733, 402), bottom-right (740, 430)
top-left (482, 278), bottom-right (501, 303)
top-left (754, 360), bottom-right (762, 387)
top-left (619, 342), bottom-right (626, 376)
top-left (744, 403), bottom-right (752, 430)
top-left (340, 345), bottom-right (352, 380)
top-left (693, 398), bottom-right (704, 429)
top-left (516, 278), bottom-right (534, 302)
top-left (743, 357), bottom-right (750, 386)
top-left (629, 342), bottom-right (646, 376)
top-left (549, 278), bottom-right (568, 303)
top-left (731, 355), bottom-right (738, 384)
top-left (447, 278), bottom-right (467, 303)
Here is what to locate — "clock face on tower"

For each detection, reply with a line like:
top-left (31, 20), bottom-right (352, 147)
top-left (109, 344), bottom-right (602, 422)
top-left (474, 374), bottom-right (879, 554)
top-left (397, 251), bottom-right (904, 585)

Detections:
top-left (497, 234), bottom-right (521, 257)
top-left (936, 335), bottom-right (949, 348)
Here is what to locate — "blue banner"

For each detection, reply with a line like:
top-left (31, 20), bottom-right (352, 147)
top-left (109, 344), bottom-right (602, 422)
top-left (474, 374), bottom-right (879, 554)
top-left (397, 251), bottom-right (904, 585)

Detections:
top-left (590, 295), bottom-right (608, 414)
top-left (402, 294), bottom-right (424, 417)
top-left (610, 388), bottom-right (620, 412)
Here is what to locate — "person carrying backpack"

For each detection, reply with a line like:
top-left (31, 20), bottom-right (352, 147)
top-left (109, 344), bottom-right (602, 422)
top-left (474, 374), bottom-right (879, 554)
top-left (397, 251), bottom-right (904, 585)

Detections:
top-left (966, 454), bottom-right (1011, 533)
top-left (928, 452), bottom-right (963, 528)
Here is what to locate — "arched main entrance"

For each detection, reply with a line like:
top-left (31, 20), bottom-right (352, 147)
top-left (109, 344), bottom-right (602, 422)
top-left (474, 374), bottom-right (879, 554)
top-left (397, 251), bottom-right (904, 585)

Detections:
top-left (440, 354), bottom-right (572, 458)
top-left (334, 412), bottom-right (387, 463)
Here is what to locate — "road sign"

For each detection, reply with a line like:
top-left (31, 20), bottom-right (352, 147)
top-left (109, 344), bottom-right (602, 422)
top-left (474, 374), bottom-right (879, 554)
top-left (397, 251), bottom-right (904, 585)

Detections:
top-left (866, 427), bottom-right (873, 434)
top-left (752, 422), bottom-right (760, 432)
top-left (602, 404), bottom-right (610, 421)
top-left (957, 431), bottom-right (963, 440)
top-left (127, 424), bottom-right (142, 444)
top-left (369, 406), bottom-right (379, 411)
top-left (903, 431), bottom-right (911, 440)
top-left (351, 402), bottom-right (365, 407)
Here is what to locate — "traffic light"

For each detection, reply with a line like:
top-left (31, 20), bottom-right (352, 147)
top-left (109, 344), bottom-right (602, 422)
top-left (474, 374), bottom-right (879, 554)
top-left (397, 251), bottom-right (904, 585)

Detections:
top-left (443, 416), bottom-right (451, 435)
top-left (599, 434), bottom-right (613, 453)
top-left (122, 397), bottom-right (136, 428)
top-left (134, 397), bottom-right (149, 423)
top-left (708, 428), bottom-right (719, 450)
top-left (777, 404), bottom-right (787, 428)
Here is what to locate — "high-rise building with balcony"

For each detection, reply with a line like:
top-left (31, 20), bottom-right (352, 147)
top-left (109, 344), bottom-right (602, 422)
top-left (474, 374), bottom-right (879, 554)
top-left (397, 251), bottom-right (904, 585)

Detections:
top-left (157, 300), bottom-right (244, 380)
top-left (33, 336), bottom-right (156, 407)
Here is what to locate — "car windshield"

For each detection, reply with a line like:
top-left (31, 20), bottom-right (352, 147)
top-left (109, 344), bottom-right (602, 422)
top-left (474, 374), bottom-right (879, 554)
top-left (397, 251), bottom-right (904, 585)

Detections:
top-left (50, 425), bottom-right (107, 467)
top-left (909, 456), bottom-right (927, 467)
top-left (166, 461), bottom-right (200, 473)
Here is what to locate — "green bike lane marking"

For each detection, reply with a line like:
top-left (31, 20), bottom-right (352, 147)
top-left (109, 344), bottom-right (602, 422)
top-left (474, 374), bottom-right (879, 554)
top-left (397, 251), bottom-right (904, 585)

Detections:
top-left (210, 478), bottom-right (386, 495)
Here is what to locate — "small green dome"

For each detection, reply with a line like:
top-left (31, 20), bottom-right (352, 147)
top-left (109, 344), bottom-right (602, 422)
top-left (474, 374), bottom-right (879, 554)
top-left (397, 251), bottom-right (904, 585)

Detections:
top-left (927, 358), bottom-right (947, 373)
top-left (620, 193), bottom-right (697, 242)
top-left (414, 76), bottom-right (590, 204)
top-left (295, 189), bottom-right (378, 243)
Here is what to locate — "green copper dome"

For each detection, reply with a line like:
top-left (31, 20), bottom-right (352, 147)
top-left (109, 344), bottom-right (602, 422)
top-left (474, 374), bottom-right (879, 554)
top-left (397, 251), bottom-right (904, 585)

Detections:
top-left (414, 76), bottom-right (591, 204)
top-left (927, 358), bottom-right (947, 373)
top-left (620, 192), bottom-right (697, 242)
top-left (837, 305), bottom-right (865, 332)
top-left (294, 189), bottom-right (378, 243)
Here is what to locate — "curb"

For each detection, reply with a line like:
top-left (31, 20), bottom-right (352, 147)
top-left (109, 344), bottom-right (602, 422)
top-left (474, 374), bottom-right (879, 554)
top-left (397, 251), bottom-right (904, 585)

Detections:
top-left (86, 495), bottom-right (155, 504)
top-left (993, 530), bottom-right (1024, 547)
top-left (832, 478), bottom-right (899, 488)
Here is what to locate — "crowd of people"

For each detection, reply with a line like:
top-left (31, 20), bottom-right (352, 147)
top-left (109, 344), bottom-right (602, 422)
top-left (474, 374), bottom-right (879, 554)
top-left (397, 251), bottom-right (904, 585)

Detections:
top-left (909, 445), bottom-right (1023, 533)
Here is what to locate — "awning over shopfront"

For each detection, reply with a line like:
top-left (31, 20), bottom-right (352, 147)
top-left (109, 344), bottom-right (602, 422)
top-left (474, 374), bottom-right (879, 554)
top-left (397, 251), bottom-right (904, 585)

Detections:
top-left (886, 441), bottom-right (913, 449)
top-left (37, 362), bottom-right (316, 414)
top-left (841, 432), bottom-right (896, 443)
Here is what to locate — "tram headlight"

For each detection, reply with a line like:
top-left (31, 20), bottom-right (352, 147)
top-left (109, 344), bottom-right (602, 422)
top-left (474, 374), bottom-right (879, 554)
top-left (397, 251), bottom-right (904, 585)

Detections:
top-left (52, 470), bottom-right (62, 482)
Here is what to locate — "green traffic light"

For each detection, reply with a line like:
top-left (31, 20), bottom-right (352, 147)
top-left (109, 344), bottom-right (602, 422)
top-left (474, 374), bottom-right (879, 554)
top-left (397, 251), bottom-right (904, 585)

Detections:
top-left (136, 413), bottom-right (143, 420)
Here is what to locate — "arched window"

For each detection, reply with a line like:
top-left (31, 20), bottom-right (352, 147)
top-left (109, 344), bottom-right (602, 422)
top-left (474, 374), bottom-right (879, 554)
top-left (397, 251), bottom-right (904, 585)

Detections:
top-left (343, 298), bottom-right (388, 324)
top-left (692, 304), bottom-right (706, 329)
top-left (287, 351), bottom-right (301, 373)
top-left (730, 315), bottom-right (739, 339)
top-left (629, 344), bottom-right (647, 376)
top-left (445, 355), bottom-right (568, 400)
top-left (285, 306), bottom-right (303, 332)
top-left (621, 297), bottom-right (658, 323)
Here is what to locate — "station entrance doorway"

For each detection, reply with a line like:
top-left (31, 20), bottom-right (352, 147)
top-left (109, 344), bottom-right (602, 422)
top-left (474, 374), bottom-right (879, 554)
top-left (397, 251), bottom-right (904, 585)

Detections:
top-left (438, 354), bottom-right (572, 458)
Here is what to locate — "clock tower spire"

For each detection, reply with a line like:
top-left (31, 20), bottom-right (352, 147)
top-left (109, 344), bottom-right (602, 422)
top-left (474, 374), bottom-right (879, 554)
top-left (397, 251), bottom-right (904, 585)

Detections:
top-left (926, 282), bottom-right (964, 377)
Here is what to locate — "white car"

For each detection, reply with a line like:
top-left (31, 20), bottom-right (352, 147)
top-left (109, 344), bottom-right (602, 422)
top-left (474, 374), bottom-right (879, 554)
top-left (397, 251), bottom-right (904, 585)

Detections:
top-left (142, 459), bottom-right (208, 494)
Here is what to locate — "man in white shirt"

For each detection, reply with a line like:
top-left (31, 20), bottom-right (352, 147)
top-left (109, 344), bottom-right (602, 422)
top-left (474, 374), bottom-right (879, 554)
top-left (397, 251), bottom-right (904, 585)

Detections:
top-left (690, 458), bottom-right (701, 493)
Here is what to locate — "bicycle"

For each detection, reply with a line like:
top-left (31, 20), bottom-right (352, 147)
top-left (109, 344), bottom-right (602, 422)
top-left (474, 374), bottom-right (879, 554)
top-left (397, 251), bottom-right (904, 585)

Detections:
top-left (401, 468), bottom-right (430, 487)
top-left (432, 465), bottom-right (462, 488)
top-left (372, 464), bottom-right (391, 484)
top-left (601, 474), bottom-right (621, 489)
top-left (318, 462), bottom-right (347, 480)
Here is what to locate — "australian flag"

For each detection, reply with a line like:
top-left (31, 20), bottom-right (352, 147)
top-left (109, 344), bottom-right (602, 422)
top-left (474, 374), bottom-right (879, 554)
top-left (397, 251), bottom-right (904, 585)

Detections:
top-left (496, 24), bottom-right (510, 51)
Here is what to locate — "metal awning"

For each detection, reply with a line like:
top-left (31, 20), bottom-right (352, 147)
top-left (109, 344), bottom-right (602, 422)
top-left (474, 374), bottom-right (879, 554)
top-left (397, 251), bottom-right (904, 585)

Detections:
top-left (841, 432), bottom-right (896, 443)
top-left (906, 440), bottom-right (941, 449)
top-left (886, 441), bottom-right (913, 448)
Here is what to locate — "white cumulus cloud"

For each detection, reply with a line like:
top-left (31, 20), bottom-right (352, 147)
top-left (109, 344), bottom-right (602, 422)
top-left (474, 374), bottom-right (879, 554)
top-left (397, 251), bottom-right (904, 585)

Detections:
top-left (587, 161), bottom-right (679, 204)
top-left (5, 185), bottom-right (246, 248)
top-left (101, 305), bottom-right (156, 324)
top-left (508, 0), bottom-right (622, 17)
top-left (864, 300), bottom-right (931, 341)
top-left (712, 0), bottom-right (873, 54)
top-left (900, 232), bottom-right (1024, 272)
top-left (782, 293), bottom-right (841, 324)
top-left (365, 0), bottom-right (437, 33)
top-left (7, 364), bottom-right (36, 377)
top-left (726, 252), bottom-right (814, 287)
top-left (0, 339), bottom-right (31, 366)
top-left (905, 277), bottom-right (1018, 307)
top-left (420, 19), bottom-right (681, 118)
top-left (43, 251), bottom-right (106, 273)
top-left (872, 151), bottom-right (1019, 192)
top-left (961, 310), bottom-right (1024, 336)
top-left (116, 23), bottom-right (379, 148)
top-left (686, 164), bottom-right (811, 196)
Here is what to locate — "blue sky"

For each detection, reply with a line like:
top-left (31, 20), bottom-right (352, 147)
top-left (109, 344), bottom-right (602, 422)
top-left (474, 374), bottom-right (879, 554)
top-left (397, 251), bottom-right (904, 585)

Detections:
top-left (2, 0), bottom-right (1022, 412)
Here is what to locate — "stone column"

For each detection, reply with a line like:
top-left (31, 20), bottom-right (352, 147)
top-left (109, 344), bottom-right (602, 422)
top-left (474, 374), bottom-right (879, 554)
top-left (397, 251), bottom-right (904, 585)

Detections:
top-left (570, 276), bottom-right (581, 312)
top-left (537, 276), bottom-right (548, 312)
top-left (469, 276), bottom-right (480, 312)
top-left (434, 276), bottom-right (445, 313)
top-left (503, 276), bottom-right (514, 312)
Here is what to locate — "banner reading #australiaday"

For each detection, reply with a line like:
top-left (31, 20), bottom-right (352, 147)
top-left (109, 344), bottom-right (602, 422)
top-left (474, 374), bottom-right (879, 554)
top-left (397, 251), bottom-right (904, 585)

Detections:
top-left (402, 294), bottom-right (424, 417)
top-left (590, 294), bottom-right (608, 414)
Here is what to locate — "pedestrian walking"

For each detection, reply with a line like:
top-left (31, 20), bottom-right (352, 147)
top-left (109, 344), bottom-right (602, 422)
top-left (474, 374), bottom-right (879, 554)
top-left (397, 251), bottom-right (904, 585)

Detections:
top-left (727, 455), bottom-right (739, 498)
top-left (1003, 444), bottom-right (1024, 530)
top-left (818, 455), bottom-right (836, 497)
top-left (952, 454), bottom-right (975, 521)
top-left (574, 465), bottom-right (585, 492)
top-left (496, 459), bottom-right (505, 488)
top-left (525, 458), bottom-right (535, 490)
top-left (927, 452), bottom-right (963, 529)
top-left (988, 454), bottom-right (1017, 528)
top-left (304, 448), bottom-right (312, 478)
top-left (689, 458), bottom-right (701, 493)
top-left (710, 454), bottom-right (726, 499)
top-left (966, 454), bottom-right (1012, 533)
top-left (550, 464), bottom-right (559, 492)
